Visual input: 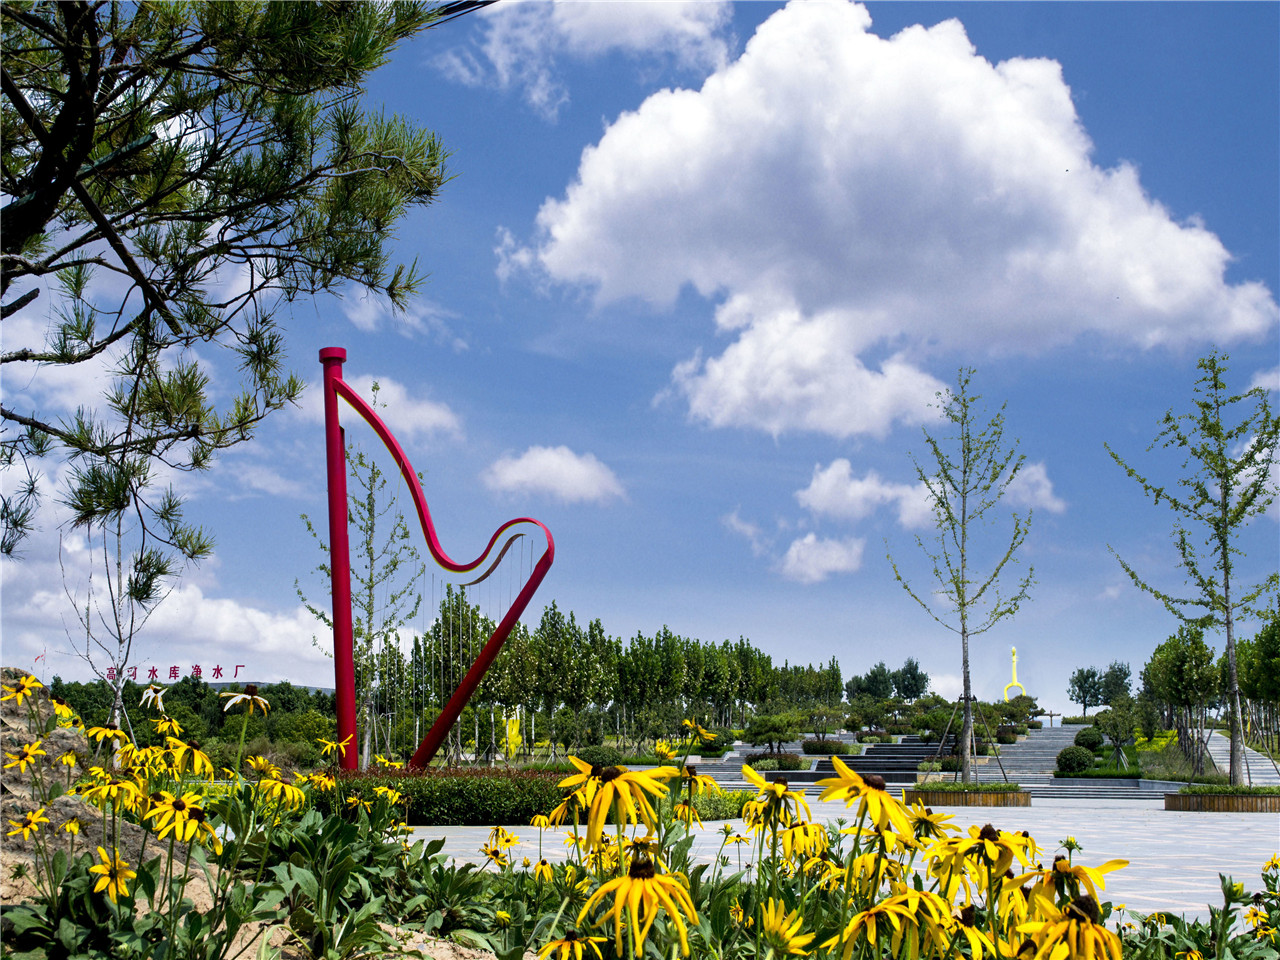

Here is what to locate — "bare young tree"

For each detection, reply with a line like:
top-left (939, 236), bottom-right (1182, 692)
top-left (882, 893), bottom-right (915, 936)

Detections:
top-left (1107, 350), bottom-right (1279, 784)
top-left (888, 369), bottom-right (1035, 781)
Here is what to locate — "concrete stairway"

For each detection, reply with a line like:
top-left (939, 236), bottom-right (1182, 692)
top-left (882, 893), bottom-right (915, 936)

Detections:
top-left (969, 723), bottom-right (1150, 799)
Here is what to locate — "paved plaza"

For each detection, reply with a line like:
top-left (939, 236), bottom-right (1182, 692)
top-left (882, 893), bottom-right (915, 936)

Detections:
top-left (409, 796), bottom-right (1279, 922)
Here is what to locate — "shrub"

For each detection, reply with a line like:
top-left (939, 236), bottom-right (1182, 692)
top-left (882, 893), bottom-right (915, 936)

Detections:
top-left (572, 745), bottom-right (623, 768)
top-left (744, 752), bottom-right (802, 770)
top-left (856, 730), bottom-right (889, 743)
top-left (885, 723), bottom-right (916, 736)
top-left (341, 767), bottom-right (565, 826)
top-left (910, 781), bottom-right (1023, 793)
top-left (1074, 727), bottom-right (1104, 751)
top-left (996, 730), bottom-right (1018, 745)
top-left (1178, 784), bottom-right (1280, 796)
top-left (802, 738), bottom-right (851, 755)
top-left (939, 756), bottom-right (960, 772)
top-left (1056, 745), bottom-right (1095, 774)
top-left (1027, 720), bottom-right (1043, 730)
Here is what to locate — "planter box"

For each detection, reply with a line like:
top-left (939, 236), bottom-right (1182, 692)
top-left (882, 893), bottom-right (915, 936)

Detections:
top-left (1163, 793), bottom-right (1280, 813)
top-left (904, 789), bottom-right (1031, 807)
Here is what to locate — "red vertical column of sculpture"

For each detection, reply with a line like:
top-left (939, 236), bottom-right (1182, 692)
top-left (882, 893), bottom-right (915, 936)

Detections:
top-left (320, 347), bottom-right (359, 770)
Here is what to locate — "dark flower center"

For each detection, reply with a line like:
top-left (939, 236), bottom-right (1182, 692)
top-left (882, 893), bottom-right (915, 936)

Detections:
top-left (629, 858), bottom-right (656, 880)
top-left (245, 684), bottom-right (259, 697)
top-left (1068, 895), bottom-right (1101, 925)
top-left (173, 799), bottom-right (187, 812)
top-left (864, 774), bottom-right (886, 791)
top-left (960, 905), bottom-right (976, 927)
top-left (978, 823), bottom-right (1000, 843)
top-left (685, 765), bottom-right (697, 777)
top-left (190, 809), bottom-right (206, 823)
top-left (599, 765), bottom-right (623, 783)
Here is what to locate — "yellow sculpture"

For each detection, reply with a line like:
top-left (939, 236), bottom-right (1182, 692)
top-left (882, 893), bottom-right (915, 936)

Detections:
top-left (1003, 646), bottom-right (1026, 701)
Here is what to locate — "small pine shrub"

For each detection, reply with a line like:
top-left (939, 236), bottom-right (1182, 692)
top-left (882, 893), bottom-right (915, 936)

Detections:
top-left (744, 752), bottom-right (803, 771)
top-left (802, 738), bottom-right (851, 755)
top-left (573, 745), bottom-right (623, 768)
top-left (856, 730), bottom-right (889, 743)
top-left (1074, 727), bottom-right (1104, 751)
top-left (1027, 720), bottom-right (1043, 730)
top-left (996, 730), bottom-right (1018, 745)
top-left (1056, 745), bottom-right (1095, 774)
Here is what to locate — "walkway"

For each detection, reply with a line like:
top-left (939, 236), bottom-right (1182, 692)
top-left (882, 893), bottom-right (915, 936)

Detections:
top-left (408, 795), bottom-right (1277, 922)
top-left (1200, 728), bottom-right (1280, 786)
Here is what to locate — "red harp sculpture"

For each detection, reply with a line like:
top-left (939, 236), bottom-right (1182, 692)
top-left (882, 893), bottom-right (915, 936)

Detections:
top-left (320, 348), bottom-right (555, 770)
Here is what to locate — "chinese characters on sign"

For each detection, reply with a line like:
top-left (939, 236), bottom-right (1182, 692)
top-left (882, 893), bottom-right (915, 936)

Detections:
top-left (105, 664), bottom-right (247, 682)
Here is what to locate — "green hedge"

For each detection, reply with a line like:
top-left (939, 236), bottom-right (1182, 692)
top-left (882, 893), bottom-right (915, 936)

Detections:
top-left (1053, 769), bottom-right (1141, 779)
top-left (912, 781), bottom-right (1023, 793)
top-left (340, 768), bottom-right (566, 826)
top-left (802, 738), bottom-right (852, 755)
top-left (1056, 745), bottom-right (1095, 774)
top-left (1178, 784), bottom-right (1280, 796)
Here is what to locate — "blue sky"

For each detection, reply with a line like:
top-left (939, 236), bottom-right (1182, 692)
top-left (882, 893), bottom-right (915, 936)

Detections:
top-left (4, 1), bottom-right (1277, 716)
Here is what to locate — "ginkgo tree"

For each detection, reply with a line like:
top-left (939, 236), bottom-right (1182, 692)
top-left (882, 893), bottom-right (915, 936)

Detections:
top-left (889, 369), bottom-right (1035, 782)
top-left (1107, 351), bottom-right (1279, 785)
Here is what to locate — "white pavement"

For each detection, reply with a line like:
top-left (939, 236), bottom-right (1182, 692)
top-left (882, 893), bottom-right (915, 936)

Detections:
top-left (1200, 729), bottom-right (1280, 785)
top-left (409, 795), bottom-right (1279, 922)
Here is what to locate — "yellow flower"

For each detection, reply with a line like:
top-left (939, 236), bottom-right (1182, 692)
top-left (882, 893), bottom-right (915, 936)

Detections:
top-left (673, 801), bottom-right (702, 827)
top-left (1, 675), bottom-right (42, 706)
top-left (220, 685), bottom-right (270, 714)
top-left (166, 738), bottom-right (214, 778)
top-left (373, 753), bottom-right (403, 769)
top-left (317, 734), bottom-right (354, 759)
top-left (578, 856), bottom-right (699, 957)
top-left (1263, 853), bottom-right (1279, 872)
top-left (905, 800), bottom-right (958, 839)
top-left (50, 695), bottom-right (74, 719)
top-left (144, 791), bottom-right (212, 844)
top-left (816, 758), bottom-right (914, 837)
top-left (4, 740), bottom-right (47, 773)
top-left (80, 776), bottom-right (142, 811)
top-left (760, 897), bottom-right (815, 956)
top-left (346, 795), bottom-right (373, 814)
top-left (245, 755), bottom-right (282, 780)
top-left (534, 858), bottom-right (555, 883)
top-left (823, 899), bottom-right (918, 959)
top-left (89, 845), bottom-right (136, 902)
top-left (482, 842), bottom-right (510, 867)
top-left (559, 757), bottom-right (677, 852)
top-left (260, 778), bottom-right (306, 809)
top-left (87, 724), bottom-right (131, 746)
top-left (682, 718), bottom-right (714, 743)
top-left (1020, 896), bottom-right (1123, 960)
top-left (1041, 854), bottom-right (1129, 902)
top-left (374, 785), bottom-right (405, 806)
top-left (152, 715), bottom-right (183, 738)
top-left (781, 821), bottom-right (828, 861)
top-left (679, 764), bottom-right (719, 796)
top-left (55, 750), bottom-right (78, 769)
top-left (654, 739), bottom-right (676, 761)
top-left (741, 764), bottom-right (811, 831)
top-left (63, 817), bottom-right (82, 836)
top-left (486, 824), bottom-right (519, 850)
top-left (496, 910), bottom-right (512, 929)
top-left (6, 808), bottom-right (50, 840)
top-left (538, 929), bottom-right (606, 960)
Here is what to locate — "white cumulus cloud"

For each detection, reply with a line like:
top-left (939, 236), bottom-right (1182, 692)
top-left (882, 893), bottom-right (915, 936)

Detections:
top-left (1006, 461), bottom-right (1067, 514)
top-left (436, 0), bottom-right (732, 118)
top-left (778, 533), bottom-right (865, 583)
top-left (481, 445), bottom-right (625, 504)
top-left (512, 0), bottom-right (1277, 438)
top-left (297, 374), bottom-right (462, 447)
top-left (796, 460), bottom-right (934, 528)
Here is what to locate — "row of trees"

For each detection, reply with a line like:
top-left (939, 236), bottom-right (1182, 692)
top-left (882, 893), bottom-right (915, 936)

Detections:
top-left (1066, 661), bottom-right (1133, 715)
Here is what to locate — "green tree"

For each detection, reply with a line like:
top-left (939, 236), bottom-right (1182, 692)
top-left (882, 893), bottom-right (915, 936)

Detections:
top-left (1, 1), bottom-right (462, 556)
top-left (297, 430), bottom-right (424, 769)
top-left (1099, 661), bottom-right (1132, 705)
top-left (862, 661), bottom-right (894, 700)
top-left (1066, 667), bottom-right (1103, 716)
top-left (1145, 626), bottom-right (1219, 774)
top-left (892, 657), bottom-right (930, 702)
top-left (1107, 351), bottom-right (1279, 784)
top-left (888, 369), bottom-right (1035, 781)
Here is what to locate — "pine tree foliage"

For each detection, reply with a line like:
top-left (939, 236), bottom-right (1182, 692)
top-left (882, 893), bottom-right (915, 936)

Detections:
top-left (0, 1), bottom-right (461, 555)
